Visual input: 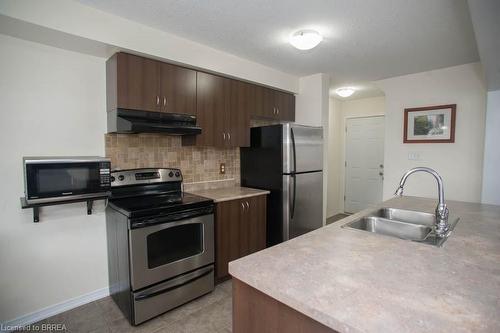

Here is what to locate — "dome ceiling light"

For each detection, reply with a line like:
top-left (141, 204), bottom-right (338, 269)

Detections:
top-left (336, 87), bottom-right (356, 98)
top-left (289, 30), bottom-right (323, 50)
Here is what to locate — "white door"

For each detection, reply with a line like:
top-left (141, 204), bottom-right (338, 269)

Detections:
top-left (344, 116), bottom-right (385, 213)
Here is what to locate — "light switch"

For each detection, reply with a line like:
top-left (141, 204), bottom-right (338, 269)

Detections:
top-left (220, 163), bottom-right (226, 174)
top-left (408, 152), bottom-right (421, 161)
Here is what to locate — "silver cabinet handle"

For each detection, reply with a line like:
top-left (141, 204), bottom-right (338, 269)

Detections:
top-left (245, 201), bottom-right (249, 210)
top-left (277, 107), bottom-right (280, 115)
top-left (156, 96), bottom-right (160, 105)
top-left (241, 202), bottom-right (245, 211)
top-left (227, 132), bottom-right (231, 141)
top-left (273, 107), bottom-right (276, 115)
top-left (163, 97), bottom-right (166, 107)
top-left (223, 132), bottom-right (226, 140)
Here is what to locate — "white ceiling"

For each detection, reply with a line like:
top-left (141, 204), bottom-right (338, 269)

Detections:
top-left (78, 0), bottom-right (478, 95)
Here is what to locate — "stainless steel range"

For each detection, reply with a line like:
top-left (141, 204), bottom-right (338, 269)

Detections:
top-left (105, 168), bottom-right (214, 325)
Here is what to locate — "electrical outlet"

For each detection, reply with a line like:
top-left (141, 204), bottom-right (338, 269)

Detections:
top-left (220, 163), bottom-right (225, 174)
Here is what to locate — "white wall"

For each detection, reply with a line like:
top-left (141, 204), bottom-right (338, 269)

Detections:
top-left (295, 73), bottom-right (330, 224)
top-left (295, 74), bottom-right (329, 127)
top-left (0, 0), bottom-right (298, 93)
top-left (327, 96), bottom-right (386, 216)
top-left (481, 90), bottom-right (500, 205)
top-left (0, 35), bottom-right (107, 323)
top-left (376, 63), bottom-right (486, 202)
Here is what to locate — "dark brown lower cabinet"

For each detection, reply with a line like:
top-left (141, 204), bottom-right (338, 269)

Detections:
top-left (233, 278), bottom-right (337, 333)
top-left (215, 195), bottom-right (267, 281)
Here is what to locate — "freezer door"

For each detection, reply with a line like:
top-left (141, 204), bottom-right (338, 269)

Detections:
top-left (283, 124), bottom-right (323, 174)
top-left (283, 172), bottom-right (323, 240)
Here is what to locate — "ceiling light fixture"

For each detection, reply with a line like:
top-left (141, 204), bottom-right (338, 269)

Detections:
top-left (336, 87), bottom-right (355, 98)
top-left (289, 30), bottom-right (323, 50)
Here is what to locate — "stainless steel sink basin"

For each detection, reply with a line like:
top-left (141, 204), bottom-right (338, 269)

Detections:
top-left (342, 208), bottom-right (460, 247)
top-left (371, 208), bottom-right (436, 226)
top-left (347, 216), bottom-right (432, 241)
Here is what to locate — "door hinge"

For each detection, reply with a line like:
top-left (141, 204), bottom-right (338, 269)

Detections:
top-left (344, 195), bottom-right (346, 201)
top-left (345, 161), bottom-right (347, 167)
top-left (345, 126), bottom-right (347, 133)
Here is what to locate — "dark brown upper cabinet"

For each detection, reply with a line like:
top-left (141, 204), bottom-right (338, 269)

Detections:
top-left (107, 52), bottom-right (295, 146)
top-left (191, 72), bottom-right (230, 147)
top-left (184, 73), bottom-right (250, 148)
top-left (250, 86), bottom-right (295, 122)
top-left (229, 80), bottom-right (251, 147)
top-left (106, 53), bottom-right (196, 115)
top-left (159, 62), bottom-right (196, 114)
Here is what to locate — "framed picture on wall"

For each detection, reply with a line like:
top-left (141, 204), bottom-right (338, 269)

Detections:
top-left (403, 104), bottom-right (456, 143)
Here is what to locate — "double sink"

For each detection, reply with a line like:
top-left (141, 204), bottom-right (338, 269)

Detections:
top-left (343, 208), bottom-right (460, 247)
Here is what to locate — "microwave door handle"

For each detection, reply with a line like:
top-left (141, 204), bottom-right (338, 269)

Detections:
top-left (134, 266), bottom-right (214, 301)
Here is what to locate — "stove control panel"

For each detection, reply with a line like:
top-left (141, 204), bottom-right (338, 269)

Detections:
top-left (110, 168), bottom-right (182, 187)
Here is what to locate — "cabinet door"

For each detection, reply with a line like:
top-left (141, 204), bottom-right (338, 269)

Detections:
top-left (159, 63), bottom-right (196, 115)
top-left (215, 199), bottom-right (242, 280)
top-left (195, 72), bottom-right (230, 147)
top-left (245, 196), bottom-right (267, 254)
top-left (251, 85), bottom-right (274, 119)
top-left (275, 91), bottom-right (295, 121)
top-left (262, 87), bottom-right (277, 119)
top-left (229, 80), bottom-right (251, 147)
top-left (116, 53), bottom-right (160, 112)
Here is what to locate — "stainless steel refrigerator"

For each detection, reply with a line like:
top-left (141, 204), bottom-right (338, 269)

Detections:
top-left (241, 124), bottom-right (323, 246)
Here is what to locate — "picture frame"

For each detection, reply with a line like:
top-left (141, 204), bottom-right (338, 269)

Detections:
top-left (403, 104), bottom-right (456, 143)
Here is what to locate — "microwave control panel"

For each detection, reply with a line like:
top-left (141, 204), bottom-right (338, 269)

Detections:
top-left (99, 162), bottom-right (111, 187)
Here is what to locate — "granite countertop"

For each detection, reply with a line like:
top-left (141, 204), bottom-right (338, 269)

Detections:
top-left (187, 186), bottom-right (269, 203)
top-left (229, 196), bottom-right (500, 333)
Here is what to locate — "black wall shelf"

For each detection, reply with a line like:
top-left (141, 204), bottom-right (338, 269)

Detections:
top-left (20, 195), bottom-right (109, 223)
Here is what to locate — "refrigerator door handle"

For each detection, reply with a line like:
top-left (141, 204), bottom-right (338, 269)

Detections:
top-left (290, 174), bottom-right (296, 219)
top-left (290, 127), bottom-right (297, 174)
top-left (290, 127), bottom-right (297, 219)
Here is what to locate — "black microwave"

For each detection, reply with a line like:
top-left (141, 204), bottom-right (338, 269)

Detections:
top-left (23, 156), bottom-right (111, 204)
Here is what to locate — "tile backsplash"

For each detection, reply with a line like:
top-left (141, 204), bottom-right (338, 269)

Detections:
top-left (105, 134), bottom-right (240, 186)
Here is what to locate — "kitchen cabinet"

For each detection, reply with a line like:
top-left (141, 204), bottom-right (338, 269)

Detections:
top-left (215, 195), bottom-right (267, 281)
top-left (251, 86), bottom-right (295, 121)
top-left (183, 73), bottom-right (250, 148)
top-left (229, 80), bottom-right (251, 147)
top-left (107, 52), bottom-right (295, 146)
top-left (159, 62), bottom-right (196, 115)
top-left (106, 53), bottom-right (196, 115)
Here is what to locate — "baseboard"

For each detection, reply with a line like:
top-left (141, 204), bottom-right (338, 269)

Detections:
top-left (0, 287), bottom-right (110, 333)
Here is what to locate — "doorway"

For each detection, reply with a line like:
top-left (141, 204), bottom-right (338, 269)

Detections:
top-left (344, 116), bottom-right (385, 213)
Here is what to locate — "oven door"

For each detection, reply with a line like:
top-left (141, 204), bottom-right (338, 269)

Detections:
top-left (129, 213), bottom-right (214, 290)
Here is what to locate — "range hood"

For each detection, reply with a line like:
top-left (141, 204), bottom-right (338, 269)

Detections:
top-left (107, 109), bottom-right (202, 135)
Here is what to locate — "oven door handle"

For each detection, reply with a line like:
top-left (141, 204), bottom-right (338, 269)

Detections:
top-left (134, 266), bottom-right (214, 301)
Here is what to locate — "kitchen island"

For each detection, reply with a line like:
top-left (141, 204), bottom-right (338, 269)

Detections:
top-left (229, 196), bottom-right (500, 333)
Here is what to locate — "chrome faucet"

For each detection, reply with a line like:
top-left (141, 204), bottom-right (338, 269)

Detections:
top-left (394, 167), bottom-right (450, 237)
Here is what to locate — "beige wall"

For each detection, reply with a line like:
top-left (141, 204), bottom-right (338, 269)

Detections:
top-left (0, 35), bottom-right (107, 323)
top-left (376, 63), bottom-right (486, 202)
top-left (481, 90), bottom-right (500, 205)
top-left (327, 96), bottom-right (386, 217)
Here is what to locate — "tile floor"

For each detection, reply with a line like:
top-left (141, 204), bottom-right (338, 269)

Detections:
top-left (24, 280), bottom-right (232, 333)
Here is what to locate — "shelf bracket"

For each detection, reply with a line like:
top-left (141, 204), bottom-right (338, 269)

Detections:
top-left (87, 200), bottom-right (94, 215)
top-left (33, 206), bottom-right (40, 223)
